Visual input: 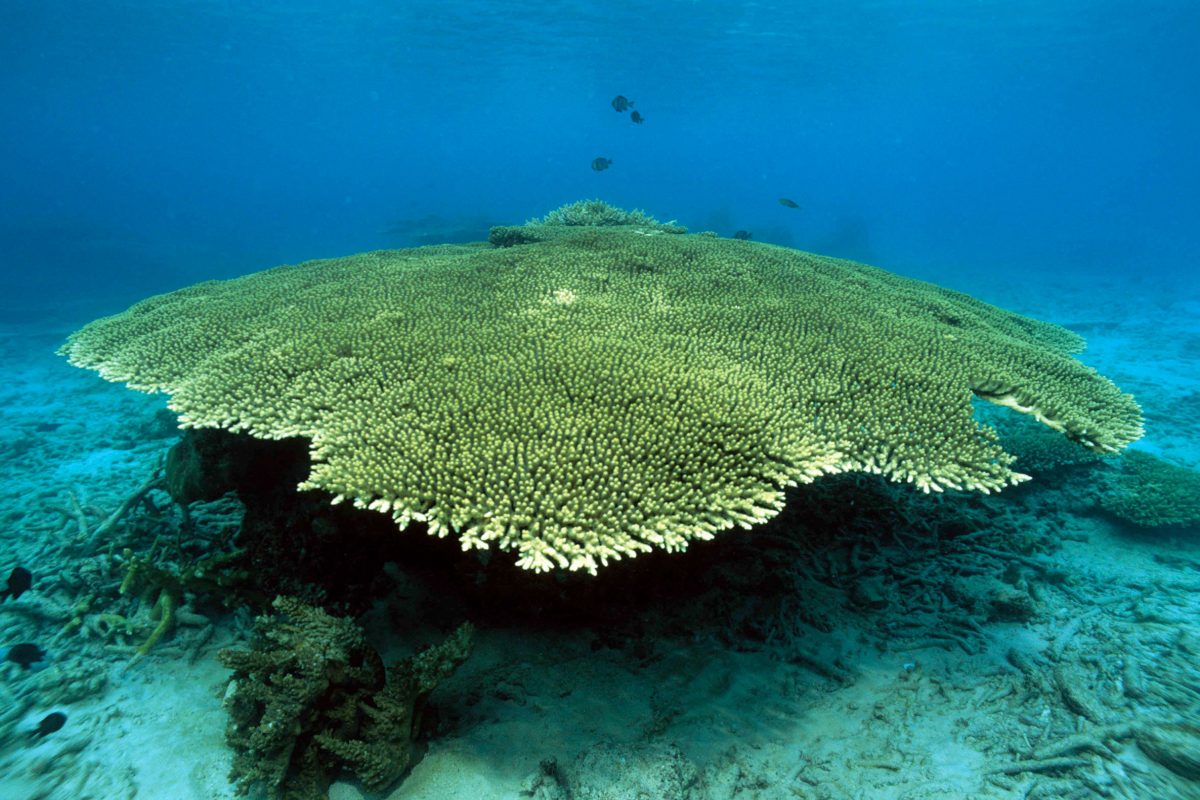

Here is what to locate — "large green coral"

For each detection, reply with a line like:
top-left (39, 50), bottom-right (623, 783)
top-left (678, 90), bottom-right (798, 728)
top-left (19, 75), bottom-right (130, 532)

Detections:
top-left (61, 203), bottom-right (1143, 573)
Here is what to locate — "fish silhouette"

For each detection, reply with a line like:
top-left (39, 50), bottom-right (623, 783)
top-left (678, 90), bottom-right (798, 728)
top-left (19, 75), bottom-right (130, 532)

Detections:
top-left (4, 642), bottom-right (47, 669)
top-left (32, 712), bottom-right (67, 738)
top-left (611, 95), bottom-right (634, 112)
top-left (591, 157), bottom-right (613, 172)
top-left (0, 566), bottom-right (31, 601)
top-left (778, 198), bottom-right (800, 209)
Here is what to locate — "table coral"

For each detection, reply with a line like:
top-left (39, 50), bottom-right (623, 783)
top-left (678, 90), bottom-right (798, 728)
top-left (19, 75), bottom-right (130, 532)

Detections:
top-left (61, 203), bottom-right (1142, 574)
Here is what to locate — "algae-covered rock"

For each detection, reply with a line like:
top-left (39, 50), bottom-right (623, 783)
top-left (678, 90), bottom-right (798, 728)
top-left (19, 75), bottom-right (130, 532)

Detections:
top-left (219, 597), bottom-right (472, 799)
top-left (62, 201), bottom-right (1142, 575)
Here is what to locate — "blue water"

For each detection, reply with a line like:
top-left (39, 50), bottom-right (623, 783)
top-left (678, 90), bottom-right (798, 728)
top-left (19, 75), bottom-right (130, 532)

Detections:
top-left (3, 4), bottom-right (1200, 797)
top-left (3, 0), bottom-right (1198, 316)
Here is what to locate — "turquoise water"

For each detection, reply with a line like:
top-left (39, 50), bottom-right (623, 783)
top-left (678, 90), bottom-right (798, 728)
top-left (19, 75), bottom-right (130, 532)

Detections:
top-left (1, 3), bottom-right (1198, 799)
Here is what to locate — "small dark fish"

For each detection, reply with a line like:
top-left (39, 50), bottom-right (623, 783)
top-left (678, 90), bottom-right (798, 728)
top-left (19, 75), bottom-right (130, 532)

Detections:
top-left (733, 230), bottom-right (753, 241)
top-left (630, 110), bottom-right (644, 124)
top-left (32, 712), bottom-right (66, 739)
top-left (611, 95), bottom-right (634, 113)
top-left (1, 566), bottom-right (31, 601)
top-left (5, 642), bottom-right (46, 670)
top-left (778, 198), bottom-right (800, 209)
top-left (591, 157), bottom-right (613, 172)
top-left (34, 422), bottom-right (62, 432)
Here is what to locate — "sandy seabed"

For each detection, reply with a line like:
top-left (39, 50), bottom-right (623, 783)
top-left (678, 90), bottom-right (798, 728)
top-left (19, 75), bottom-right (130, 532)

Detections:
top-left (1, 267), bottom-right (1198, 800)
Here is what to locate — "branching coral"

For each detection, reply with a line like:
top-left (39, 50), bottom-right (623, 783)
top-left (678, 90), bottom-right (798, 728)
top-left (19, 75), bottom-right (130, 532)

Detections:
top-left (219, 597), bottom-right (472, 799)
top-left (492, 199), bottom-right (685, 246)
top-left (116, 541), bottom-right (246, 658)
top-left (1101, 450), bottom-right (1200, 528)
top-left (532, 198), bottom-right (675, 228)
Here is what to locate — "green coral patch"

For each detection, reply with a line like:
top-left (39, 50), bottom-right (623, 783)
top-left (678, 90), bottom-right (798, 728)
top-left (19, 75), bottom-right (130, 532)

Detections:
top-left (1102, 450), bottom-right (1200, 528)
top-left (61, 204), bottom-right (1143, 573)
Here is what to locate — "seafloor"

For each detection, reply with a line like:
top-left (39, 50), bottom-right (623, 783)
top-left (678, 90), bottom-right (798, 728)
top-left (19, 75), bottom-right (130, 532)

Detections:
top-left (0, 262), bottom-right (1197, 800)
